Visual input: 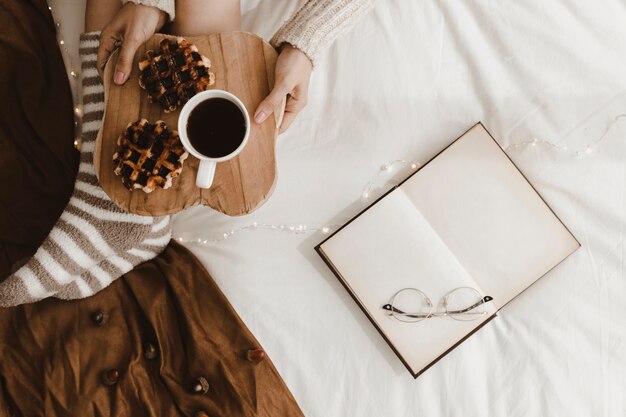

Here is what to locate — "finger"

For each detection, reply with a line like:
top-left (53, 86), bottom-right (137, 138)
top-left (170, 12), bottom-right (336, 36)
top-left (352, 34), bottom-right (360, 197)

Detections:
top-left (278, 111), bottom-right (297, 134)
top-left (285, 92), bottom-right (308, 113)
top-left (96, 31), bottom-right (120, 79)
top-left (278, 91), bottom-right (309, 132)
top-left (275, 96), bottom-right (286, 128)
top-left (113, 32), bottom-right (143, 85)
top-left (278, 96), bottom-right (303, 133)
top-left (254, 81), bottom-right (291, 124)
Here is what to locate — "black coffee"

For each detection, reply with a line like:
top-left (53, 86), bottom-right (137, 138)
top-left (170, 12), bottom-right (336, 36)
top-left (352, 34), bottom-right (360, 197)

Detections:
top-left (186, 97), bottom-right (247, 158)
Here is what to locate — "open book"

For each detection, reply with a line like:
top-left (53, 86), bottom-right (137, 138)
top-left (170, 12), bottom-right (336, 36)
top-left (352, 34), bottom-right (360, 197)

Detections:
top-left (316, 123), bottom-right (580, 378)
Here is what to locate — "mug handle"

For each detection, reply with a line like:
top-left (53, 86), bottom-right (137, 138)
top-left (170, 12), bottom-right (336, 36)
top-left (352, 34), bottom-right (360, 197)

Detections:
top-left (196, 160), bottom-right (216, 189)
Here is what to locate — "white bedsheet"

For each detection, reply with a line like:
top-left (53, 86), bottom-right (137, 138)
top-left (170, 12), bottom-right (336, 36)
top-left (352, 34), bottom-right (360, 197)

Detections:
top-left (53, 0), bottom-right (626, 415)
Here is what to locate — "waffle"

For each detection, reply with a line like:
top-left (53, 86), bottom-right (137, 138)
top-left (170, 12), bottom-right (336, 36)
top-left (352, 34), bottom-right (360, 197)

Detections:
top-left (113, 119), bottom-right (188, 193)
top-left (138, 37), bottom-right (215, 112)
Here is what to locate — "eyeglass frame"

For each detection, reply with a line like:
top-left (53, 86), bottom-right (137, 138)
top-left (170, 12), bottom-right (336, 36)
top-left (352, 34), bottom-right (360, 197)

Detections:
top-left (381, 287), bottom-right (494, 321)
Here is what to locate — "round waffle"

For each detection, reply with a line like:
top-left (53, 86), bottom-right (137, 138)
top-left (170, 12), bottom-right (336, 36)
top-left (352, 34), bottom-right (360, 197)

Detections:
top-left (113, 119), bottom-right (188, 193)
top-left (138, 37), bottom-right (216, 113)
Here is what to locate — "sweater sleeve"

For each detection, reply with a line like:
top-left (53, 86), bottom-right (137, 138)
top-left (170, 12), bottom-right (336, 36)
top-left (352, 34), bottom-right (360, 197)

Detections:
top-left (270, 0), bottom-right (378, 65)
top-left (121, 0), bottom-right (176, 21)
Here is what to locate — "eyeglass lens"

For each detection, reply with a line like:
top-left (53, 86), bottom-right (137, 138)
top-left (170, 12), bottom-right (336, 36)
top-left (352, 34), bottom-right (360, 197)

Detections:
top-left (442, 287), bottom-right (485, 321)
top-left (389, 288), bottom-right (432, 322)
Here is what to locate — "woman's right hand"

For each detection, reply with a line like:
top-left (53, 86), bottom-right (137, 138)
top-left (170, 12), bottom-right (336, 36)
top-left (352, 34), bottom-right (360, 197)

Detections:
top-left (97, 3), bottom-right (167, 85)
top-left (254, 44), bottom-right (313, 133)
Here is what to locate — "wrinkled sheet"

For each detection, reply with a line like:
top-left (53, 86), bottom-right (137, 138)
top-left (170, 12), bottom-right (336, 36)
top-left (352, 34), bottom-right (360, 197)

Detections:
top-left (57, 0), bottom-right (626, 415)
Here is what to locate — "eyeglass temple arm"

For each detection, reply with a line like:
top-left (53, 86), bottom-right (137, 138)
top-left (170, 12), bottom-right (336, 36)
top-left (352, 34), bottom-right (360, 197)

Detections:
top-left (446, 295), bottom-right (494, 315)
top-left (381, 304), bottom-right (431, 319)
top-left (381, 295), bottom-right (494, 318)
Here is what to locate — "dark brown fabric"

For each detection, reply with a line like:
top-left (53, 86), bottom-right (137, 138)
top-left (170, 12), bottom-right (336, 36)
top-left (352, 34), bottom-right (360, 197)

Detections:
top-left (0, 1), bottom-right (304, 416)
top-left (0, 0), bottom-right (79, 278)
top-left (0, 241), bottom-right (304, 417)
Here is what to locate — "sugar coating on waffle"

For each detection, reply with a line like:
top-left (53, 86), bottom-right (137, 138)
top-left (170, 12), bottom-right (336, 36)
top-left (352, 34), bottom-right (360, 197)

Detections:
top-left (138, 37), bottom-right (215, 113)
top-left (113, 119), bottom-right (189, 193)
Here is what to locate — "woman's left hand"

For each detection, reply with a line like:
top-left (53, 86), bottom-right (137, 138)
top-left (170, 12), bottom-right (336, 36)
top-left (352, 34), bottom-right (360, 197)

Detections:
top-left (254, 44), bottom-right (313, 134)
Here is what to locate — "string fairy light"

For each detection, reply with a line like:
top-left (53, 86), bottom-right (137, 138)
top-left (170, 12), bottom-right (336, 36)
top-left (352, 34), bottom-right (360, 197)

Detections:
top-left (505, 137), bottom-right (587, 156)
top-left (174, 115), bottom-right (625, 246)
top-left (503, 114), bottom-right (626, 156)
top-left (361, 159), bottom-right (420, 200)
top-left (48, 4), bottom-right (83, 149)
top-left (174, 222), bottom-right (341, 244)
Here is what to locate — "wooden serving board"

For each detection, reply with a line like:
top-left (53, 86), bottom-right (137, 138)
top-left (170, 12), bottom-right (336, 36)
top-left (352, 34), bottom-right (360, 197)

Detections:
top-left (95, 32), bottom-right (283, 216)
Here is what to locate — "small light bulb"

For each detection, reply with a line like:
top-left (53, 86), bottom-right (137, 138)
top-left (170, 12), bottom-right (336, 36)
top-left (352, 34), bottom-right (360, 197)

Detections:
top-left (322, 227), bottom-right (330, 234)
top-left (59, 40), bottom-right (64, 45)
top-left (362, 192), bottom-right (370, 199)
top-left (411, 163), bottom-right (418, 169)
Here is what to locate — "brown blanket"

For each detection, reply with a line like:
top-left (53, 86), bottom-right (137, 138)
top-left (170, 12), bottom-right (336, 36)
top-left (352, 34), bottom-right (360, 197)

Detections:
top-left (0, 1), bottom-right (303, 416)
top-left (0, 241), bottom-right (303, 417)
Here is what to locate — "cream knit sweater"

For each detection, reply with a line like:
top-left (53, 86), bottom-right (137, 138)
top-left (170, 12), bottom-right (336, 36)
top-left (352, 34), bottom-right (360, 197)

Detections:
top-left (269, 0), bottom-right (378, 64)
top-left (125, 0), bottom-right (378, 64)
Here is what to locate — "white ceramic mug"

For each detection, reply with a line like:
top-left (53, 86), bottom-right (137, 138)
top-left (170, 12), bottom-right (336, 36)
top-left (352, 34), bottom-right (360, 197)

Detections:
top-left (178, 90), bottom-right (251, 189)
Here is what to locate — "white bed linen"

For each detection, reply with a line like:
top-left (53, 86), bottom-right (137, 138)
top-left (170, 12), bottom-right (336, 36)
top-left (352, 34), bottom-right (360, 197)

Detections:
top-left (52, 0), bottom-right (626, 415)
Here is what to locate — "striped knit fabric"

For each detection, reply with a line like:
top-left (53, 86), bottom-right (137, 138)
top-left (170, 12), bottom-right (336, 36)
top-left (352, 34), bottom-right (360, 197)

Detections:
top-left (0, 32), bottom-right (171, 307)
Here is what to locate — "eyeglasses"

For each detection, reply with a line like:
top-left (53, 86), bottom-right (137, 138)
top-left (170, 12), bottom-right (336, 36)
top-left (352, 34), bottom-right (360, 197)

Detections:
top-left (381, 287), bottom-right (494, 322)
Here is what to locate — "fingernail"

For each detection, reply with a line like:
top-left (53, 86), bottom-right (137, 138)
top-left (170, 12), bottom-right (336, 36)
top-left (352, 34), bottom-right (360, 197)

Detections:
top-left (114, 71), bottom-right (125, 84)
top-left (254, 111), bottom-right (267, 124)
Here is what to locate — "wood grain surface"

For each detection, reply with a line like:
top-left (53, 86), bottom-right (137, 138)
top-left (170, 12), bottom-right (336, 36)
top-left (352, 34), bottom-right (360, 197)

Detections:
top-left (95, 32), bottom-right (282, 216)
